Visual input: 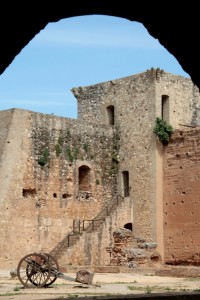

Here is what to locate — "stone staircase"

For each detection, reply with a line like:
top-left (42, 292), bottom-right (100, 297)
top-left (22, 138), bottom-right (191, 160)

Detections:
top-left (48, 187), bottom-right (132, 271)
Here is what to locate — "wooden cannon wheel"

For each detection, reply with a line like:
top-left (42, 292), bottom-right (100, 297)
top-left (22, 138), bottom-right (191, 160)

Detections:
top-left (42, 253), bottom-right (60, 287)
top-left (17, 252), bottom-right (59, 288)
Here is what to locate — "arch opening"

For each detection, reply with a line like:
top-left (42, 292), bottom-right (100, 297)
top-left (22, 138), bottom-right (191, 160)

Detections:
top-left (122, 170), bottom-right (130, 197)
top-left (79, 165), bottom-right (91, 192)
top-left (124, 222), bottom-right (133, 231)
top-left (106, 105), bottom-right (115, 125)
top-left (161, 95), bottom-right (169, 122)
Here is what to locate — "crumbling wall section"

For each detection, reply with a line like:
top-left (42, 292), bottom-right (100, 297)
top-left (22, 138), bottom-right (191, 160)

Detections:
top-left (108, 228), bottom-right (160, 269)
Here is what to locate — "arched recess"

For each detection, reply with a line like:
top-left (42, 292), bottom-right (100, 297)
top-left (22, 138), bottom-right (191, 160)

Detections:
top-left (161, 95), bottom-right (169, 122)
top-left (76, 161), bottom-right (95, 199)
top-left (106, 105), bottom-right (115, 125)
top-left (122, 170), bottom-right (130, 197)
top-left (124, 222), bottom-right (133, 231)
top-left (79, 165), bottom-right (91, 191)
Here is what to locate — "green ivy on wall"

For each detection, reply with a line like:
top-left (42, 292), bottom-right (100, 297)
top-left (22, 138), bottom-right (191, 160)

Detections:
top-left (38, 147), bottom-right (50, 166)
top-left (55, 143), bottom-right (62, 157)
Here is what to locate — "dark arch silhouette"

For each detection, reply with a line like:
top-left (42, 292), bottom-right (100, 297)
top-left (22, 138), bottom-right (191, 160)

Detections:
top-left (0, 4), bottom-right (200, 90)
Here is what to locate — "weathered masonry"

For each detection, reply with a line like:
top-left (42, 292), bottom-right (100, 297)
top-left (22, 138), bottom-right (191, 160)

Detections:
top-left (0, 68), bottom-right (200, 271)
top-left (163, 128), bottom-right (200, 266)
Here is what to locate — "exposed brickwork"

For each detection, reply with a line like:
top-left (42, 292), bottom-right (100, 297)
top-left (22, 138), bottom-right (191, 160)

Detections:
top-left (108, 228), bottom-right (160, 268)
top-left (163, 127), bottom-right (200, 265)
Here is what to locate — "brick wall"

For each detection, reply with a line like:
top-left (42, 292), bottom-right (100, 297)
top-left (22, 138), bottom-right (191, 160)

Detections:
top-left (163, 127), bottom-right (200, 265)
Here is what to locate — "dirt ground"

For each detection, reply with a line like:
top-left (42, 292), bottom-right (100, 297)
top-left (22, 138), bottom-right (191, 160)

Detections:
top-left (1, 269), bottom-right (200, 300)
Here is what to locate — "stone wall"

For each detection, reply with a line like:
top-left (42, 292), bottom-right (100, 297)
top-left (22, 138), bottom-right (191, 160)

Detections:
top-left (56, 195), bottom-right (134, 270)
top-left (156, 69), bottom-right (200, 128)
top-left (0, 109), bottom-right (32, 267)
top-left (0, 109), bottom-right (118, 269)
top-left (72, 71), bottom-right (157, 242)
top-left (0, 109), bottom-right (14, 160)
top-left (1, 69), bottom-right (200, 270)
top-left (72, 69), bottom-right (200, 253)
top-left (73, 69), bottom-right (200, 129)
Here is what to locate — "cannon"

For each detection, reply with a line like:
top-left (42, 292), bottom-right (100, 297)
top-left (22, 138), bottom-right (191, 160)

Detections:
top-left (17, 252), bottom-right (94, 288)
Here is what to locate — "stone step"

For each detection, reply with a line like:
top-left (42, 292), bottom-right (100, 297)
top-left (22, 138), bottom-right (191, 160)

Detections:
top-left (59, 264), bottom-right (157, 274)
top-left (60, 264), bottom-right (200, 277)
top-left (155, 266), bottom-right (200, 277)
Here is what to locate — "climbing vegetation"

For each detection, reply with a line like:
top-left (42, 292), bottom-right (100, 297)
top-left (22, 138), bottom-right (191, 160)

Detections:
top-left (153, 117), bottom-right (173, 145)
top-left (38, 147), bottom-right (50, 166)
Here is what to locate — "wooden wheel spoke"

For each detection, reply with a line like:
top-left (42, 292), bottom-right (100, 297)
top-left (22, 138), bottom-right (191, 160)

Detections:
top-left (17, 253), bottom-right (51, 288)
top-left (42, 253), bottom-right (59, 287)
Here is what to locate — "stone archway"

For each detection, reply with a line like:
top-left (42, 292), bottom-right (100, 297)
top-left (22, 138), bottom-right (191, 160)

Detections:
top-left (0, 4), bottom-right (200, 90)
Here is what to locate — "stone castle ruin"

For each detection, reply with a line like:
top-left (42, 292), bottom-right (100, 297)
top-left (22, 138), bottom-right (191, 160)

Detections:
top-left (1, 68), bottom-right (200, 271)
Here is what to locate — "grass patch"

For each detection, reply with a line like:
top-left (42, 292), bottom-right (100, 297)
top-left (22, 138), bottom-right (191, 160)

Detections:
top-left (128, 286), bottom-right (146, 291)
top-left (186, 277), bottom-right (200, 281)
top-left (164, 286), bottom-right (177, 291)
top-left (146, 285), bottom-right (152, 294)
top-left (128, 284), bottom-right (180, 293)
top-left (180, 288), bottom-right (190, 292)
top-left (0, 292), bottom-right (20, 296)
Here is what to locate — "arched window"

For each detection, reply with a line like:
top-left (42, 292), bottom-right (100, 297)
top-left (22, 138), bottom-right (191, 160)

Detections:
top-left (106, 105), bottom-right (115, 125)
top-left (79, 165), bottom-right (91, 191)
top-left (122, 171), bottom-right (130, 197)
top-left (161, 95), bottom-right (169, 122)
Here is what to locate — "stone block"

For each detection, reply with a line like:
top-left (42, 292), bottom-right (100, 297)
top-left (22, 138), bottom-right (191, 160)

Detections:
top-left (75, 270), bottom-right (94, 285)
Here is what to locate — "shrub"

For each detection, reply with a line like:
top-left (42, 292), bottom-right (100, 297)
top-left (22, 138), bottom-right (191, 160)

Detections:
top-left (153, 117), bottom-right (173, 145)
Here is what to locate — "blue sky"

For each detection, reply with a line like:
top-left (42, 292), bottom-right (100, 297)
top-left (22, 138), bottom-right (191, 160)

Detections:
top-left (0, 15), bottom-right (189, 119)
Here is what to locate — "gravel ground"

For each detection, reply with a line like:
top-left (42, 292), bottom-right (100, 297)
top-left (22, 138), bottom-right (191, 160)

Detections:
top-left (1, 269), bottom-right (200, 299)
